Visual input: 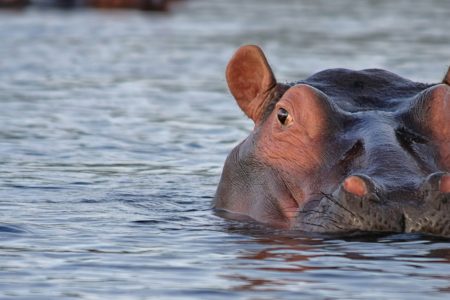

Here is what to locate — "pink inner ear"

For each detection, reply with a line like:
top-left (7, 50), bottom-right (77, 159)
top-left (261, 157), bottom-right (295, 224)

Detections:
top-left (226, 45), bottom-right (276, 122)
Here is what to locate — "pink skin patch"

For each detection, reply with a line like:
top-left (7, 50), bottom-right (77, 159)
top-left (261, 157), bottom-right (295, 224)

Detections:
top-left (440, 174), bottom-right (450, 193)
top-left (343, 176), bottom-right (368, 197)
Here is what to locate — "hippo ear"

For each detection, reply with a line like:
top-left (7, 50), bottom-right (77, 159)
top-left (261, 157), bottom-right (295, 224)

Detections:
top-left (226, 45), bottom-right (277, 122)
top-left (443, 67), bottom-right (450, 85)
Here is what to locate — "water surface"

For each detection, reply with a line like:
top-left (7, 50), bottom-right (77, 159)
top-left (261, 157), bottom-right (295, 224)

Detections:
top-left (1, 0), bottom-right (450, 299)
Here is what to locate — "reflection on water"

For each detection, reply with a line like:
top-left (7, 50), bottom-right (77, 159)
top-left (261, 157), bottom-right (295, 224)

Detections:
top-left (222, 227), bottom-right (450, 298)
top-left (1, 0), bottom-right (450, 299)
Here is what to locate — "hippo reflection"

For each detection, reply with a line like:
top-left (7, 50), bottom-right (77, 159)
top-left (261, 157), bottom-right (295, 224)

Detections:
top-left (214, 45), bottom-right (450, 237)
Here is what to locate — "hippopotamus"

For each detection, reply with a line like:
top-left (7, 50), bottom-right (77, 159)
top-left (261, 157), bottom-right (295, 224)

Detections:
top-left (214, 45), bottom-right (450, 237)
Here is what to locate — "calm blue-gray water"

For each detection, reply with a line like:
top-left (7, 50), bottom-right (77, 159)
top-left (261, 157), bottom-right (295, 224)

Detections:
top-left (1, 0), bottom-right (450, 299)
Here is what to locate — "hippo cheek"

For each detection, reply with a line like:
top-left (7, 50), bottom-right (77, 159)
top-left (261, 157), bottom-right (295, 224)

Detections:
top-left (230, 162), bottom-right (308, 229)
top-left (213, 139), bottom-right (304, 229)
top-left (254, 178), bottom-right (303, 228)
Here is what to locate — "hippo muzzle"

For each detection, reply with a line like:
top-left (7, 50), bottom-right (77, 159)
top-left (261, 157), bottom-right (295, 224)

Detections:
top-left (299, 172), bottom-right (450, 236)
top-left (214, 45), bottom-right (450, 237)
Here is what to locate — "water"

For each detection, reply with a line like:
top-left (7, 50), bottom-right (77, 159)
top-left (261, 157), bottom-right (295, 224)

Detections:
top-left (1, 0), bottom-right (450, 299)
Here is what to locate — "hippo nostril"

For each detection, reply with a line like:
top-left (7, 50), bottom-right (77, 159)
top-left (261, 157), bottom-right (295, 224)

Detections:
top-left (440, 174), bottom-right (450, 194)
top-left (343, 175), bottom-right (368, 197)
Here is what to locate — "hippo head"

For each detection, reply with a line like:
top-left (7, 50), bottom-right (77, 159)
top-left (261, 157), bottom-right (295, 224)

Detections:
top-left (214, 45), bottom-right (450, 237)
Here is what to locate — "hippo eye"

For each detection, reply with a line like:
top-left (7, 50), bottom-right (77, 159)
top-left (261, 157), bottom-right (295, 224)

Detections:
top-left (277, 108), bottom-right (290, 125)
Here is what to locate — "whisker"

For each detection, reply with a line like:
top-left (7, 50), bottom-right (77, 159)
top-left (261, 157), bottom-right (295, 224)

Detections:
top-left (296, 220), bottom-right (327, 229)
top-left (297, 209), bottom-right (346, 227)
top-left (297, 218), bottom-right (344, 231)
top-left (320, 192), bottom-right (362, 220)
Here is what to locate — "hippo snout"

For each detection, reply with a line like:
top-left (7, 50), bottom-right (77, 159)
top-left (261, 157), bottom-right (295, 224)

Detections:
top-left (298, 173), bottom-right (450, 236)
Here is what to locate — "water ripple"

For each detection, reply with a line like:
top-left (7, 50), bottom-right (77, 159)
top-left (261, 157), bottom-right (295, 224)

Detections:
top-left (1, 1), bottom-right (450, 299)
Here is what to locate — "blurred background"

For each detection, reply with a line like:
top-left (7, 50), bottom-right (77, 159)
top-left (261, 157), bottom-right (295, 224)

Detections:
top-left (0, 0), bottom-right (178, 11)
top-left (1, 1), bottom-right (450, 299)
